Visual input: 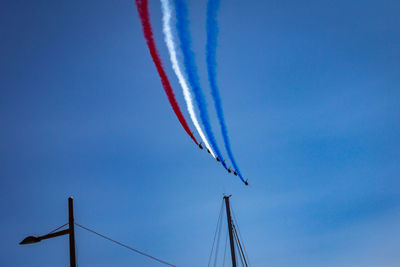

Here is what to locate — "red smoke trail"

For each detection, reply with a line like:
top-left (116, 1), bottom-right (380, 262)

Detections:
top-left (135, 0), bottom-right (198, 145)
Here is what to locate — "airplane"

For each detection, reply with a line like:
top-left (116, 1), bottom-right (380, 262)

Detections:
top-left (198, 143), bottom-right (203, 149)
top-left (221, 160), bottom-right (227, 168)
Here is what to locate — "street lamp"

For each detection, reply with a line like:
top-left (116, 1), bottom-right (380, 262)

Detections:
top-left (19, 197), bottom-right (77, 267)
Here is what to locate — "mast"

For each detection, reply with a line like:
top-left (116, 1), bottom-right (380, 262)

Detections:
top-left (224, 195), bottom-right (236, 267)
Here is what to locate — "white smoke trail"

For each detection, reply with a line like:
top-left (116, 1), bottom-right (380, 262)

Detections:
top-left (160, 0), bottom-right (216, 158)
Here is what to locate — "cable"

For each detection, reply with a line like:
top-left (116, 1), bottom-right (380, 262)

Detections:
top-left (233, 225), bottom-right (248, 267)
top-left (235, 230), bottom-right (245, 267)
top-left (232, 225), bottom-right (244, 267)
top-left (213, 207), bottom-right (224, 267)
top-left (48, 223), bottom-right (68, 234)
top-left (74, 222), bottom-right (176, 267)
top-left (208, 199), bottom-right (224, 267)
top-left (231, 206), bottom-right (250, 266)
top-left (222, 230), bottom-right (228, 267)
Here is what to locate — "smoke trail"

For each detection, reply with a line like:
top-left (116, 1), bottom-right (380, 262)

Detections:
top-left (134, 0), bottom-right (198, 145)
top-left (160, 0), bottom-right (216, 158)
top-left (206, 0), bottom-right (246, 183)
top-left (173, 0), bottom-right (227, 169)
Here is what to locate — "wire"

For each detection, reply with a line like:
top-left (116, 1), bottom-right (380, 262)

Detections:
top-left (231, 206), bottom-right (250, 266)
top-left (208, 199), bottom-right (224, 267)
top-left (74, 222), bottom-right (176, 267)
top-left (233, 224), bottom-right (244, 267)
top-left (48, 223), bottom-right (68, 234)
top-left (233, 225), bottom-right (248, 267)
top-left (213, 207), bottom-right (224, 267)
top-left (222, 230), bottom-right (228, 267)
top-left (234, 237), bottom-right (244, 266)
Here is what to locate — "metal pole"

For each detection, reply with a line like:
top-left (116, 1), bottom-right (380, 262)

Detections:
top-left (68, 197), bottom-right (77, 267)
top-left (224, 196), bottom-right (236, 267)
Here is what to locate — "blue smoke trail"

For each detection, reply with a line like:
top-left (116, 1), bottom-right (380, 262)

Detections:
top-left (206, 0), bottom-right (246, 183)
top-left (173, 0), bottom-right (227, 169)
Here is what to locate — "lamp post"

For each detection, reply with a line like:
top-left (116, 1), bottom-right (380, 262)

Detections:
top-left (19, 197), bottom-right (77, 267)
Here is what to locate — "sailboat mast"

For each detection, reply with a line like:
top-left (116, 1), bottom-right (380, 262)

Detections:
top-left (224, 195), bottom-right (237, 267)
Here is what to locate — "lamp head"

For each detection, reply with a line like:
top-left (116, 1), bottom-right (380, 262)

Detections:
top-left (20, 236), bottom-right (41, 245)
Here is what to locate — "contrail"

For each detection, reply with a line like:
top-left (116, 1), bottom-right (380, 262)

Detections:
top-left (160, 0), bottom-right (215, 158)
top-left (173, 0), bottom-right (228, 169)
top-left (134, 0), bottom-right (198, 145)
top-left (206, 0), bottom-right (246, 183)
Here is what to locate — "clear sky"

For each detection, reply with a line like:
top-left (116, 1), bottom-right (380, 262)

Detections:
top-left (1, 0), bottom-right (399, 266)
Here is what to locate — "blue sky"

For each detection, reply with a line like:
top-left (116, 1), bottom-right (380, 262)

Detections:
top-left (1, 0), bottom-right (399, 266)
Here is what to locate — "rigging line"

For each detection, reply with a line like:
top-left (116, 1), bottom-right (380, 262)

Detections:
top-left (213, 206), bottom-right (224, 267)
top-left (231, 207), bottom-right (250, 266)
top-left (208, 199), bottom-right (224, 267)
top-left (233, 225), bottom-right (248, 267)
top-left (233, 226), bottom-right (245, 267)
top-left (74, 222), bottom-right (176, 267)
top-left (222, 228), bottom-right (228, 267)
top-left (48, 223), bottom-right (68, 234)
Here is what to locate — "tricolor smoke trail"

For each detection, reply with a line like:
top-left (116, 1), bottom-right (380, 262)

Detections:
top-left (135, 0), bottom-right (198, 145)
top-left (206, 0), bottom-right (245, 183)
top-left (173, 0), bottom-right (227, 169)
top-left (160, 0), bottom-right (215, 158)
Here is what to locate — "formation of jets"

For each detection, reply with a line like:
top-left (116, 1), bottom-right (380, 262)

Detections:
top-left (198, 142), bottom-right (248, 185)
